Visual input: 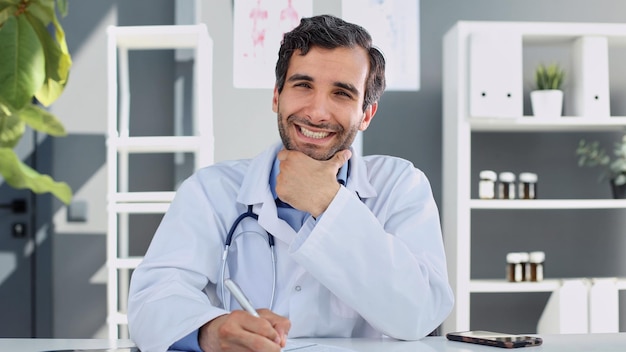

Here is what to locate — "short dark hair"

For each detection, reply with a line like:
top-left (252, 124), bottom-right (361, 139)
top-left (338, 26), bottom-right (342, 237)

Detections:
top-left (275, 14), bottom-right (386, 111)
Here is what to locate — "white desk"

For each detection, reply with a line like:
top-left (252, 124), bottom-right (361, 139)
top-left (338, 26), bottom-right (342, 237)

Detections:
top-left (1, 334), bottom-right (625, 351)
top-left (0, 338), bottom-right (136, 351)
top-left (304, 334), bottom-right (626, 351)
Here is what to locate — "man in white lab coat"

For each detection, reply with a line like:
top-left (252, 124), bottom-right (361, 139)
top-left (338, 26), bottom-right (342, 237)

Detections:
top-left (128, 14), bottom-right (453, 352)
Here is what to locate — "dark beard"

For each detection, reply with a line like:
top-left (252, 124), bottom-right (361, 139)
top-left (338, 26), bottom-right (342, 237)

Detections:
top-left (277, 112), bottom-right (358, 161)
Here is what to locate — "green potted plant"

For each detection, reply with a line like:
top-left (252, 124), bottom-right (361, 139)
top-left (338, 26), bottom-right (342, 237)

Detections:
top-left (530, 63), bottom-right (565, 119)
top-left (576, 135), bottom-right (626, 198)
top-left (0, 0), bottom-right (72, 204)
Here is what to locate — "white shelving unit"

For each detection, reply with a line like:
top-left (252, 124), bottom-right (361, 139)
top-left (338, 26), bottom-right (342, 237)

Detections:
top-left (106, 24), bottom-right (213, 339)
top-left (442, 21), bottom-right (626, 333)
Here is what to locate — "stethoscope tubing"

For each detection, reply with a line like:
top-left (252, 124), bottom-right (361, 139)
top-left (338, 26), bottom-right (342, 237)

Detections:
top-left (220, 204), bottom-right (277, 311)
top-left (219, 160), bottom-right (351, 312)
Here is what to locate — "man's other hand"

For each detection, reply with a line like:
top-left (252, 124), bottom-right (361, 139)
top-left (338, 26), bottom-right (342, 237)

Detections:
top-left (198, 309), bottom-right (290, 352)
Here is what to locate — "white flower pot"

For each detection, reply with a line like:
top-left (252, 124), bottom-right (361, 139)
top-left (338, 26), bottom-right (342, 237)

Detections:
top-left (530, 90), bottom-right (563, 119)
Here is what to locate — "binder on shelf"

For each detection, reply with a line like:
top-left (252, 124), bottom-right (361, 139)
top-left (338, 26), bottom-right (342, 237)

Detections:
top-left (537, 279), bottom-right (588, 334)
top-left (568, 36), bottom-right (611, 118)
top-left (588, 278), bottom-right (619, 333)
top-left (469, 32), bottom-right (523, 118)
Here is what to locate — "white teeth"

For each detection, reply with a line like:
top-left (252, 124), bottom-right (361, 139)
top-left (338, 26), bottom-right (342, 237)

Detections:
top-left (300, 127), bottom-right (330, 139)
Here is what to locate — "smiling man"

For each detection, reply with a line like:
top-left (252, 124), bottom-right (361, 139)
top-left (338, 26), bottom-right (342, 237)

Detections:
top-left (127, 15), bottom-right (453, 352)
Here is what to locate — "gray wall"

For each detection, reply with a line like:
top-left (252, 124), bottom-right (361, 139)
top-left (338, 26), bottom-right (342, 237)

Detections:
top-left (41, 0), bottom-right (626, 337)
top-left (48, 0), bottom-right (178, 338)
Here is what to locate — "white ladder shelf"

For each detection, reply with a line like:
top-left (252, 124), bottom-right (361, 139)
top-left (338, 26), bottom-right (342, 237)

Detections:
top-left (106, 24), bottom-right (214, 339)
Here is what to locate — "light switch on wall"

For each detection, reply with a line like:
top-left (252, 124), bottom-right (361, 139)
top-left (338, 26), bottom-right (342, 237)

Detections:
top-left (67, 200), bottom-right (88, 222)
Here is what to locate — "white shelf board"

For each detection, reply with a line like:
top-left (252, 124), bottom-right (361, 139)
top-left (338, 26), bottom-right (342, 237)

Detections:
top-left (589, 277), bottom-right (626, 290)
top-left (457, 21), bottom-right (626, 44)
top-left (471, 278), bottom-right (626, 293)
top-left (470, 199), bottom-right (626, 209)
top-left (107, 24), bottom-right (206, 49)
top-left (107, 312), bottom-right (128, 325)
top-left (470, 279), bottom-right (561, 293)
top-left (107, 136), bottom-right (203, 153)
top-left (110, 191), bottom-right (176, 203)
top-left (109, 257), bottom-right (143, 269)
top-left (616, 279), bottom-right (626, 290)
top-left (469, 116), bottom-right (626, 132)
top-left (108, 202), bottom-right (170, 214)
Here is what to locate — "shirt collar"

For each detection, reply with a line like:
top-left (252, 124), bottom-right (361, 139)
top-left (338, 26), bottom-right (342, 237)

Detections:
top-left (236, 142), bottom-right (377, 207)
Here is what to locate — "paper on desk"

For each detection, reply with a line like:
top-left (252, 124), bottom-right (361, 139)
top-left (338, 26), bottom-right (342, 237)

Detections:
top-left (284, 340), bottom-right (355, 351)
top-left (42, 349), bottom-right (138, 352)
top-left (43, 343), bottom-right (350, 352)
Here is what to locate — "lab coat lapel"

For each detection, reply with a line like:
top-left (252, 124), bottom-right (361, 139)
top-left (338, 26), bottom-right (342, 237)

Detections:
top-left (236, 142), bottom-right (297, 245)
top-left (345, 150), bottom-right (377, 200)
top-left (257, 199), bottom-right (297, 245)
top-left (236, 143), bottom-right (279, 206)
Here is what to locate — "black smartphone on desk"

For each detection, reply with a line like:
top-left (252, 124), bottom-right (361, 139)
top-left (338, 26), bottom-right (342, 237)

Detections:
top-left (446, 330), bottom-right (543, 348)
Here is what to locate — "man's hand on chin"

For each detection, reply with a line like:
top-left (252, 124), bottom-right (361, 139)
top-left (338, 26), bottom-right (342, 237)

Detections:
top-left (276, 149), bottom-right (352, 217)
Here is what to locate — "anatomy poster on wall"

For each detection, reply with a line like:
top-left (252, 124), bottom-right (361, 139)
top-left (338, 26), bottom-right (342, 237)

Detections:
top-left (233, 0), bottom-right (313, 88)
top-left (342, 0), bottom-right (420, 91)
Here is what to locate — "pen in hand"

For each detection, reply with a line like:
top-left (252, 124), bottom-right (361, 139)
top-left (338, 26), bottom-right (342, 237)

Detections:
top-left (224, 278), bottom-right (260, 318)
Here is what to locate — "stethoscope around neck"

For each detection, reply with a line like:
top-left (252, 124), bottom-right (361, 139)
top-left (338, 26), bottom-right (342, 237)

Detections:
top-left (219, 204), bottom-right (277, 311)
top-left (218, 160), bottom-right (352, 312)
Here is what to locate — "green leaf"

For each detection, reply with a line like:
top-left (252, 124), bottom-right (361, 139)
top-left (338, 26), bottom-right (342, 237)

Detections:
top-left (0, 0), bottom-right (20, 12)
top-left (0, 101), bottom-right (9, 115)
top-left (534, 63), bottom-right (565, 90)
top-left (0, 15), bottom-right (45, 110)
top-left (27, 0), bottom-right (55, 26)
top-left (25, 12), bottom-right (71, 106)
top-left (29, 1), bottom-right (71, 55)
top-left (0, 106), bottom-right (25, 148)
top-left (56, 0), bottom-right (68, 17)
top-left (17, 104), bottom-right (66, 136)
top-left (0, 148), bottom-right (72, 204)
top-left (0, 6), bottom-right (14, 27)
top-left (50, 6), bottom-right (70, 55)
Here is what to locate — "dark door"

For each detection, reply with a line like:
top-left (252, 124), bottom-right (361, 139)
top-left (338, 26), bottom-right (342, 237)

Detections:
top-left (0, 131), bottom-right (36, 337)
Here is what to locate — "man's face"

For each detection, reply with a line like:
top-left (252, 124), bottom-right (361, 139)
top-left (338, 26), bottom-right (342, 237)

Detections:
top-left (273, 46), bottom-right (377, 161)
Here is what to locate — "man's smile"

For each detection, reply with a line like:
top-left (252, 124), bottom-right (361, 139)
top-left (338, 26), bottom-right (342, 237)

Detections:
top-left (299, 125), bottom-right (332, 139)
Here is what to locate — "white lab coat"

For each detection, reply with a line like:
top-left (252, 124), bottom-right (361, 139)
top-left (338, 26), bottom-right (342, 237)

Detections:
top-left (128, 142), bottom-right (454, 352)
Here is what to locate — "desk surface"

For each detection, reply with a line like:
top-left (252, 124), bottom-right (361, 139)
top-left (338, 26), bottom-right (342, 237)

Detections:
top-left (1, 334), bottom-right (625, 352)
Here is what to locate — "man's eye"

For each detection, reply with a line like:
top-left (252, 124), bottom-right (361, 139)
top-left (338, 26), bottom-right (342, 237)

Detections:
top-left (336, 91), bottom-right (352, 98)
top-left (295, 82), bottom-right (311, 88)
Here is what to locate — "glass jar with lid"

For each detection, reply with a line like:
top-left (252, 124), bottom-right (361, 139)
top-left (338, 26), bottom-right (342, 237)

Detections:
top-left (498, 172), bottom-right (516, 199)
top-left (519, 172), bottom-right (538, 199)
top-left (479, 170), bottom-right (497, 199)
top-left (528, 251), bottom-right (545, 282)
top-left (506, 252), bottom-right (525, 282)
